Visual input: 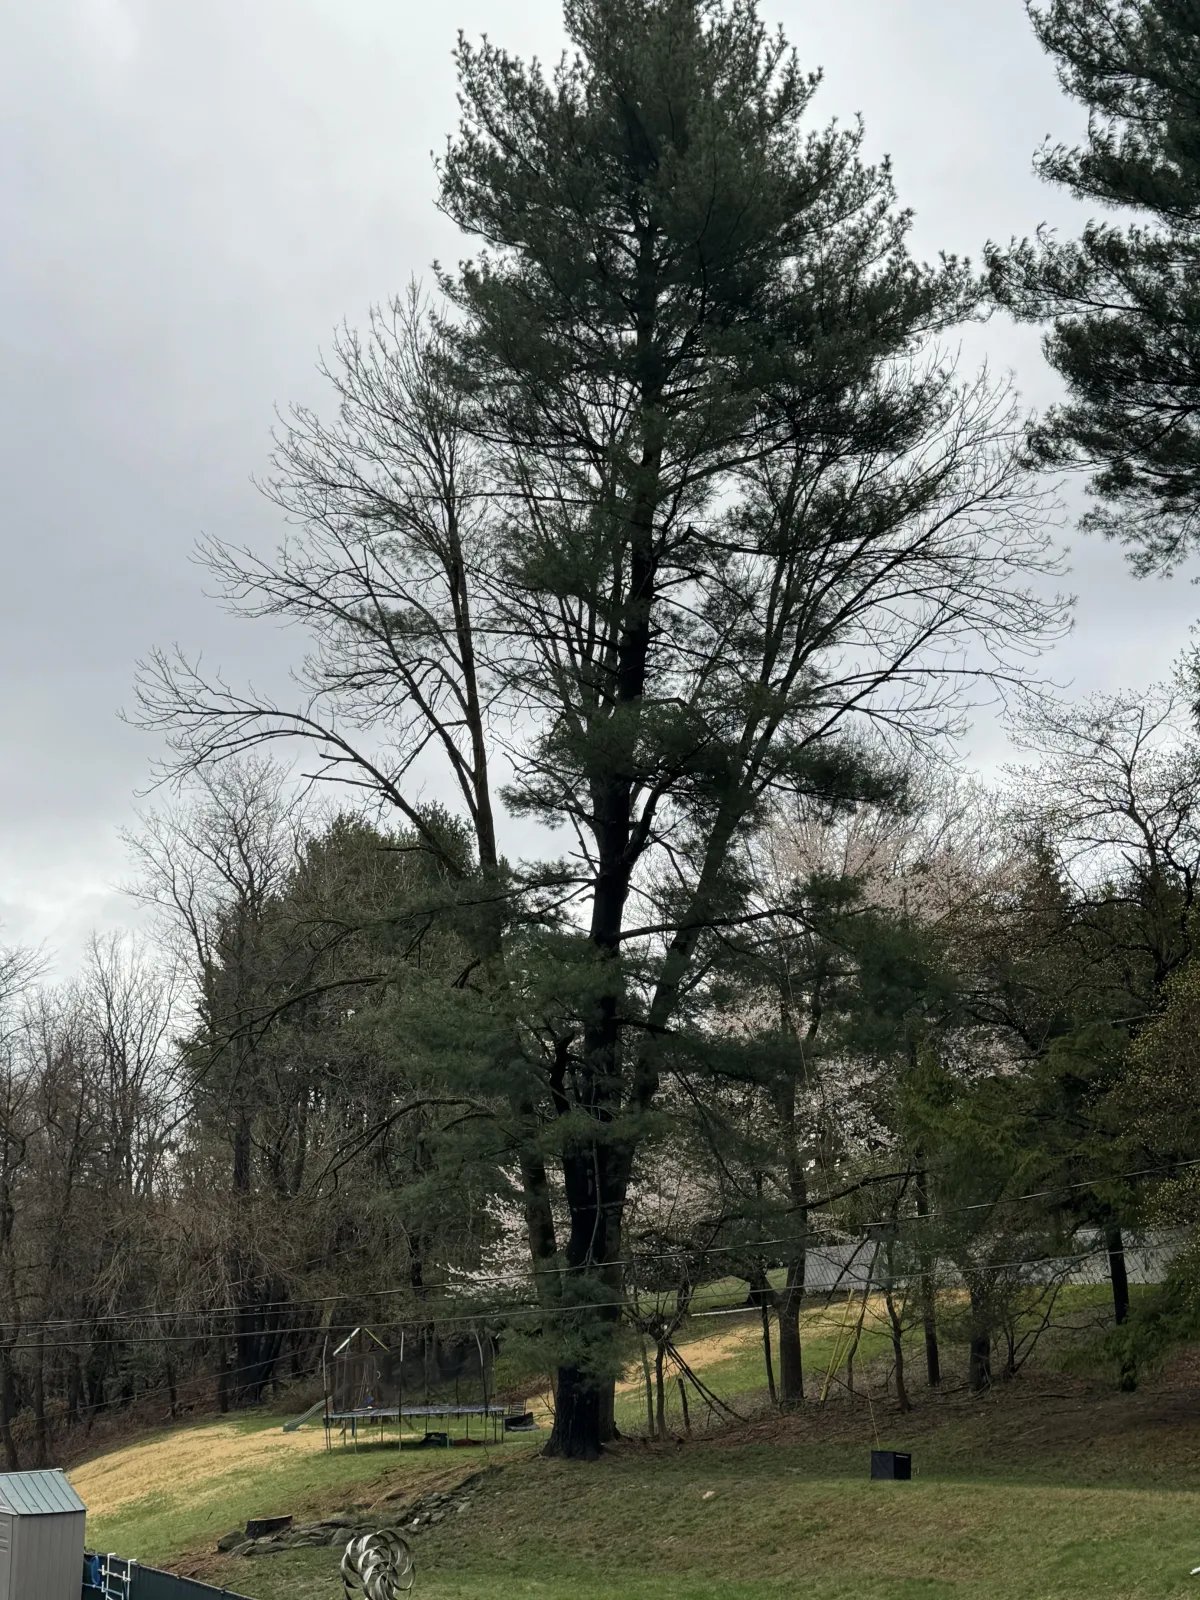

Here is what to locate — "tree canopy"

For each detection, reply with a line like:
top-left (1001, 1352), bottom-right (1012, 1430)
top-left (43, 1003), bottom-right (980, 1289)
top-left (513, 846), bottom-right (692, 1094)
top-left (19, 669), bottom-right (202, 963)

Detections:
top-left (989, 0), bottom-right (1200, 573)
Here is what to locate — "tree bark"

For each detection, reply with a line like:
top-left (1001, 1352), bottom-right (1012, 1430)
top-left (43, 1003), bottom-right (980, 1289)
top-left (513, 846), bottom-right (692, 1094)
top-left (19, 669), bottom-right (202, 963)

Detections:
top-left (67, 1356), bottom-right (83, 1430)
top-left (640, 1337), bottom-right (655, 1436)
top-left (599, 1376), bottom-right (619, 1444)
top-left (85, 1343), bottom-right (108, 1425)
top-left (654, 1343), bottom-right (667, 1440)
top-left (1106, 1223), bottom-right (1130, 1326)
top-left (678, 1376), bottom-right (691, 1433)
top-left (0, 1348), bottom-right (19, 1470)
top-left (1106, 1222), bottom-right (1138, 1391)
top-left (232, 1283), bottom-right (286, 1407)
top-left (759, 1297), bottom-right (777, 1406)
top-left (544, 1364), bottom-right (603, 1461)
top-left (543, 1109), bottom-right (628, 1457)
top-left (884, 1286), bottom-right (910, 1413)
top-left (967, 1280), bottom-right (992, 1392)
top-left (776, 1265), bottom-right (805, 1406)
top-left (915, 1167), bottom-right (940, 1387)
top-left (32, 1331), bottom-right (47, 1466)
top-left (774, 1066), bottom-right (808, 1405)
top-left (922, 1297), bottom-right (941, 1388)
top-left (217, 1338), bottom-right (231, 1415)
top-left (969, 1330), bottom-right (992, 1392)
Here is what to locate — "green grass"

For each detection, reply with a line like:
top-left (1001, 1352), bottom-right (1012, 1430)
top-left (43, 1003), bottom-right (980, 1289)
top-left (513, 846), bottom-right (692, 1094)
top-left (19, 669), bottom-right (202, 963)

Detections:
top-left (175, 1437), bottom-right (1200, 1600)
top-left (78, 1289), bottom-right (1200, 1599)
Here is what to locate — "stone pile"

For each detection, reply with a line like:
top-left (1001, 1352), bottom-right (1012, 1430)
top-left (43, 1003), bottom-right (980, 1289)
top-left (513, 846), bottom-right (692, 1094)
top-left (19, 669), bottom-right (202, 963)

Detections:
top-left (216, 1475), bottom-right (484, 1558)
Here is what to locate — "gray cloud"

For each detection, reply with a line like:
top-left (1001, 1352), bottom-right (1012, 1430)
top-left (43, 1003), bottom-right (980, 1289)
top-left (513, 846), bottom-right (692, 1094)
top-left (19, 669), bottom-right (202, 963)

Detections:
top-left (1, 0), bottom-right (1194, 967)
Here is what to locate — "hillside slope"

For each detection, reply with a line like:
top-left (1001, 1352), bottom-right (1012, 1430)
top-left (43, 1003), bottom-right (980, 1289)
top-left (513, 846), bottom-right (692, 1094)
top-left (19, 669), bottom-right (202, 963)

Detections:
top-left (70, 1308), bottom-right (1200, 1599)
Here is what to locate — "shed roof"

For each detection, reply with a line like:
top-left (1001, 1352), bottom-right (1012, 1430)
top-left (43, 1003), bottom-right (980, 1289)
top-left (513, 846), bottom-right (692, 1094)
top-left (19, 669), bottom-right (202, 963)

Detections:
top-left (0, 1470), bottom-right (85, 1515)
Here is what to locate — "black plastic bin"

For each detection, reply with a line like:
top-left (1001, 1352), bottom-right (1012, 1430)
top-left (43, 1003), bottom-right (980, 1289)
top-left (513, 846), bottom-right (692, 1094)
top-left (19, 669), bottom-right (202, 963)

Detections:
top-left (870, 1450), bottom-right (912, 1480)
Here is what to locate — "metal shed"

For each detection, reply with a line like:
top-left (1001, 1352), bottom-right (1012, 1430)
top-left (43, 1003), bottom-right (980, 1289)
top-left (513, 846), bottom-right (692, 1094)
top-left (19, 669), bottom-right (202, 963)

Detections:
top-left (0, 1468), bottom-right (86, 1600)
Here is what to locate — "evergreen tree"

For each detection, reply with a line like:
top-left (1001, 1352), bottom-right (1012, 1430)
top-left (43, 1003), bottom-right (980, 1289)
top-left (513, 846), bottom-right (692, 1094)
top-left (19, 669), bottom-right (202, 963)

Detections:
top-left (138, 0), bottom-right (1065, 1457)
top-left (990, 0), bottom-right (1200, 573)
top-left (436, 0), bottom-right (1061, 1458)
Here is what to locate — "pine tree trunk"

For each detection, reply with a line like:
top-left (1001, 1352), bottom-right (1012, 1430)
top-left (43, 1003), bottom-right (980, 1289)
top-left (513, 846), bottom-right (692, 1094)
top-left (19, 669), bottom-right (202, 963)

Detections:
top-left (85, 1353), bottom-right (106, 1426)
top-left (1106, 1224), bottom-right (1130, 1326)
top-left (922, 1294), bottom-right (941, 1389)
top-left (774, 1073), bottom-right (807, 1407)
top-left (883, 1240), bottom-right (910, 1413)
top-left (544, 1365), bottom-right (602, 1461)
top-left (969, 1330), bottom-right (992, 1392)
top-left (543, 1138), bottom-right (626, 1460)
top-left (776, 1299), bottom-right (803, 1405)
top-left (776, 1261), bottom-right (805, 1406)
top-left (516, 1128), bottom-right (559, 1295)
top-left (1106, 1223), bottom-right (1138, 1391)
top-left (967, 1280), bottom-right (992, 1392)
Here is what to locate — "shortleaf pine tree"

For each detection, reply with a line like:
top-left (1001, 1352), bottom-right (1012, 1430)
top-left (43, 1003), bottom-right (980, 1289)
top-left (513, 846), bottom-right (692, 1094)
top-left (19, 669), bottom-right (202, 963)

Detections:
top-left (137, 0), bottom-right (1065, 1459)
top-left (990, 0), bottom-right (1200, 574)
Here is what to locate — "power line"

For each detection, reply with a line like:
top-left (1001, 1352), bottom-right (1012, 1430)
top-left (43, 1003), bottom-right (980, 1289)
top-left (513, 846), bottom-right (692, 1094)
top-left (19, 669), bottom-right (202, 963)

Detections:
top-left (0, 1156), bottom-right (1188, 1345)
top-left (0, 1238), bottom-right (1153, 1355)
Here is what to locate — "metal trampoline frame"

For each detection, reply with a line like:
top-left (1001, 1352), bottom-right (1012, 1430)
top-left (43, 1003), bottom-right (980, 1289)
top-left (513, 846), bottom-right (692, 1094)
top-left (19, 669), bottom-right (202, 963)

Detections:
top-left (321, 1324), bottom-right (523, 1452)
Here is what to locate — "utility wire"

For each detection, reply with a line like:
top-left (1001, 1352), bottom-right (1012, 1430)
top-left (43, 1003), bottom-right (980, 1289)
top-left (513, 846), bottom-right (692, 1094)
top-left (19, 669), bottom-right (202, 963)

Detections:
top-left (0, 1157), bottom-right (1190, 1348)
top-left (0, 1238), bottom-right (1146, 1355)
top-left (0, 1152), bottom-right (1189, 1340)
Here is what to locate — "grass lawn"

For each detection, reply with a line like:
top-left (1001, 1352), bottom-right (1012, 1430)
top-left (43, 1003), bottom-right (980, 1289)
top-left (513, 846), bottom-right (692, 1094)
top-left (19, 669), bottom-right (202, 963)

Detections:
top-left (74, 1411), bottom-right (540, 1569)
top-left (169, 1436), bottom-right (1200, 1600)
top-left (72, 1293), bottom-right (1200, 1600)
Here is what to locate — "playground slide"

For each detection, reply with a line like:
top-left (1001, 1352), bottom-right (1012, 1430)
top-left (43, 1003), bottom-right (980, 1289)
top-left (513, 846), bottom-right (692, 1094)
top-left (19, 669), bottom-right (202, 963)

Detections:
top-left (282, 1398), bottom-right (327, 1432)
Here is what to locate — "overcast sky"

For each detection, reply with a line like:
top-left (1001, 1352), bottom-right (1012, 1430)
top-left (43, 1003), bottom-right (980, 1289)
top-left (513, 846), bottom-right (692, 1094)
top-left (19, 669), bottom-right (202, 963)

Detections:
top-left (2, 0), bottom-right (1197, 970)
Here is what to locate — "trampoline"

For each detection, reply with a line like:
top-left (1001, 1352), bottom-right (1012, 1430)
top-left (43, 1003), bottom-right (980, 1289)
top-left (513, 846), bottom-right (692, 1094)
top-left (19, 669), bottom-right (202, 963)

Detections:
top-left (324, 1402), bottom-right (509, 1450)
top-left (322, 1325), bottom-right (527, 1452)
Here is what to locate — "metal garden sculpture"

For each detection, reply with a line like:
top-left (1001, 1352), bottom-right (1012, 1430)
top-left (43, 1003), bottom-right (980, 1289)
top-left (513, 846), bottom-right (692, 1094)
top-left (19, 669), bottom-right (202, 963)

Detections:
top-left (341, 1529), bottom-right (416, 1599)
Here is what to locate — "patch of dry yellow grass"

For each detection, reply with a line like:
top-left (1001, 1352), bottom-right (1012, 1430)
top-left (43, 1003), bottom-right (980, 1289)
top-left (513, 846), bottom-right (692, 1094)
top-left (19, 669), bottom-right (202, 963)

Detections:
top-left (616, 1319), bottom-right (761, 1393)
top-left (70, 1422), bottom-right (320, 1518)
top-left (614, 1297), bottom-right (885, 1394)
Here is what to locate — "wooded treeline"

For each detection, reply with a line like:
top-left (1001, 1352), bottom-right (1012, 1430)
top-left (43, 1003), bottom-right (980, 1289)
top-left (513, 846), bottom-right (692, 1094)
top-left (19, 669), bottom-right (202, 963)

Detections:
top-left (3, 687), bottom-right (1199, 1462)
top-left (6, 0), bottom-right (1200, 1463)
